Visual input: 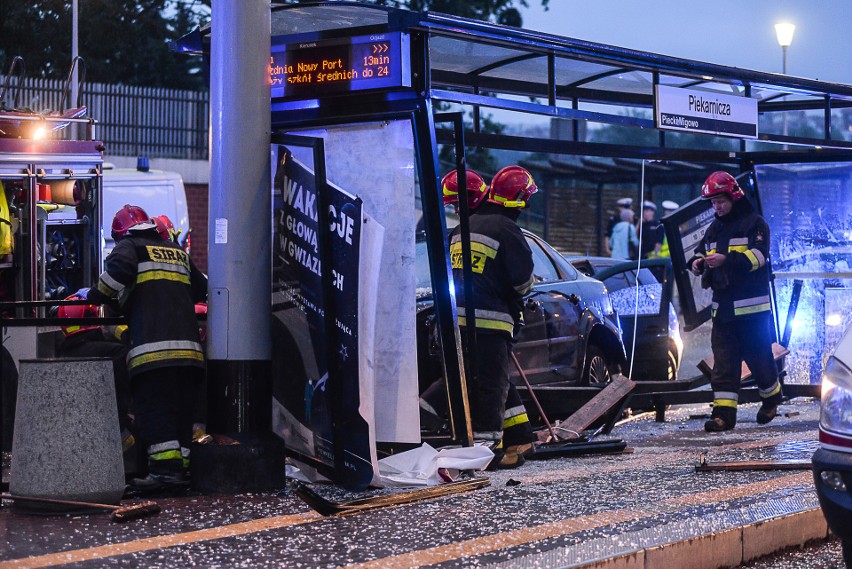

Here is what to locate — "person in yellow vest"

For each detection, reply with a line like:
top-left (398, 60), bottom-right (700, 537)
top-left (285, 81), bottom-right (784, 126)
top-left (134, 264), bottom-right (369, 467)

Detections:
top-left (657, 200), bottom-right (680, 258)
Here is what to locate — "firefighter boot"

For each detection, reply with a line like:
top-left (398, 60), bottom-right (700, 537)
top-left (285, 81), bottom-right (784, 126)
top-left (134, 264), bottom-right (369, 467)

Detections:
top-left (757, 392), bottom-right (782, 425)
top-left (127, 443), bottom-right (190, 497)
top-left (476, 440), bottom-right (505, 471)
top-left (704, 407), bottom-right (737, 432)
top-left (127, 461), bottom-right (189, 497)
top-left (498, 443), bottom-right (535, 469)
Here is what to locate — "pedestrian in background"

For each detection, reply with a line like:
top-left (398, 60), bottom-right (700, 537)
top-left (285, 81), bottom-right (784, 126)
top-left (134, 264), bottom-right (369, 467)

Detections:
top-left (604, 197), bottom-right (632, 256)
top-left (79, 204), bottom-right (207, 494)
top-left (689, 172), bottom-right (781, 432)
top-left (638, 200), bottom-right (663, 259)
top-left (658, 200), bottom-right (680, 258)
top-left (610, 208), bottom-right (638, 259)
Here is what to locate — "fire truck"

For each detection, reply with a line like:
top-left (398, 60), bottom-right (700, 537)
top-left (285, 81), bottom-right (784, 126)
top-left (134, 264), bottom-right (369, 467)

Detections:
top-left (0, 64), bottom-right (104, 362)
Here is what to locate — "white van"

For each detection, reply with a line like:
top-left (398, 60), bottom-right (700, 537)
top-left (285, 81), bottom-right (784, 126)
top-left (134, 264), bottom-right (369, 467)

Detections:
top-left (101, 164), bottom-right (190, 256)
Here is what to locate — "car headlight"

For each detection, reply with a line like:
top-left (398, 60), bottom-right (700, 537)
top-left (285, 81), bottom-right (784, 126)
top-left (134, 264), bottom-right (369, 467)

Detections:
top-left (601, 294), bottom-right (614, 316)
top-left (820, 355), bottom-right (852, 438)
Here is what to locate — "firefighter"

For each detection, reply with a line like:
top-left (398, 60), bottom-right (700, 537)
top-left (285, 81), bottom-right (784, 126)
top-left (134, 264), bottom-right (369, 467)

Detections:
top-left (689, 172), bottom-right (782, 432)
top-left (56, 295), bottom-right (134, 451)
top-left (449, 165), bottom-right (537, 467)
top-left (421, 168), bottom-right (537, 468)
top-left (78, 204), bottom-right (207, 494)
top-left (153, 214), bottom-right (182, 244)
top-left (154, 213), bottom-right (208, 444)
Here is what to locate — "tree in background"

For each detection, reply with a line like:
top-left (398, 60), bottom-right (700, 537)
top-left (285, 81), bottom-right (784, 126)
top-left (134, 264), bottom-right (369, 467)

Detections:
top-left (0, 0), bottom-right (209, 91)
top-left (0, 0), bottom-right (545, 92)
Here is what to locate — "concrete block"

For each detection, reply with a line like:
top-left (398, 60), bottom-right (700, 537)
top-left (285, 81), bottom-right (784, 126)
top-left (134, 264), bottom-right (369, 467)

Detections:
top-left (10, 358), bottom-right (125, 505)
top-left (644, 527), bottom-right (742, 569)
top-left (742, 508), bottom-right (829, 562)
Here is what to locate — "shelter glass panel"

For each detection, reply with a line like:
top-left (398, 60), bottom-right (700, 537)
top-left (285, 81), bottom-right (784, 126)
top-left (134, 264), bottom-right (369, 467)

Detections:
top-left (756, 162), bottom-right (852, 384)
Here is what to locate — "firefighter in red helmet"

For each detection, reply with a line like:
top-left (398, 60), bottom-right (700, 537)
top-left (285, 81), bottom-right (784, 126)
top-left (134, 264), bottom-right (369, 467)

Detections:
top-left (420, 167), bottom-right (537, 468)
top-left (441, 169), bottom-right (489, 212)
top-left (78, 204), bottom-right (207, 495)
top-left (689, 172), bottom-right (782, 432)
top-left (153, 214), bottom-right (180, 243)
top-left (451, 165), bottom-right (537, 467)
top-left (56, 295), bottom-right (134, 453)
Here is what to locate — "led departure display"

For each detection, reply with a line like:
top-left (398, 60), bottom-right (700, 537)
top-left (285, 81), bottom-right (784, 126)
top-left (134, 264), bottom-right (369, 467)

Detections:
top-left (270, 32), bottom-right (411, 99)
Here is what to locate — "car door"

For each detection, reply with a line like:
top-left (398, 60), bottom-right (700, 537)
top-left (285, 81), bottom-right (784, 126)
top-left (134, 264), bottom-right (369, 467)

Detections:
top-left (511, 235), bottom-right (583, 386)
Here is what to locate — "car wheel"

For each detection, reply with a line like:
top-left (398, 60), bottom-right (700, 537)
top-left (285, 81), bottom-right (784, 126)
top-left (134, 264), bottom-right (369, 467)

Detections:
top-left (667, 349), bottom-right (679, 381)
top-left (583, 346), bottom-right (613, 387)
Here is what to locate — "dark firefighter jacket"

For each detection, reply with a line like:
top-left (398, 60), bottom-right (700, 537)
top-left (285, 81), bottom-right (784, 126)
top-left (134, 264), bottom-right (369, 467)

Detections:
top-left (449, 204), bottom-right (535, 337)
top-left (88, 226), bottom-right (207, 377)
top-left (690, 200), bottom-right (771, 323)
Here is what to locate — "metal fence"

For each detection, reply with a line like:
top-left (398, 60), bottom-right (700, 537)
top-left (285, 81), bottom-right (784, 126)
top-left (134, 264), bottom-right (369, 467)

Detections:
top-left (7, 78), bottom-right (209, 160)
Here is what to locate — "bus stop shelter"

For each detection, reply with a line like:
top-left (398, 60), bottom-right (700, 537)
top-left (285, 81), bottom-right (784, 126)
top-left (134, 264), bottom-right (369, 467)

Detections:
top-left (176, 0), bottom-right (852, 491)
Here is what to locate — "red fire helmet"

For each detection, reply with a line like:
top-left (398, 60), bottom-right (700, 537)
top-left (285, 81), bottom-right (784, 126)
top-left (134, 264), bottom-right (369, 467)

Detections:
top-left (441, 169), bottom-right (489, 210)
top-left (488, 165), bottom-right (537, 208)
top-left (111, 204), bottom-right (151, 242)
top-left (57, 295), bottom-right (100, 337)
top-left (153, 215), bottom-right (177, 241)
top-left (701, 171), bottom-right (745, 202)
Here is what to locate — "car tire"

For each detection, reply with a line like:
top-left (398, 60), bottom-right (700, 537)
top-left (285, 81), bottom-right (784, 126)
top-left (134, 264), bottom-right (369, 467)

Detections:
top-left (582, 345), bottom-right (613, 387)
top-left (667, 349), bottom-right (679, 381)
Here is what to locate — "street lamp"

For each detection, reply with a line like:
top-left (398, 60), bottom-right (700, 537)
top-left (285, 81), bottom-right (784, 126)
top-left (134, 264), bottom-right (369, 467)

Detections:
top-left (775, 22), bottom-right (795, 141)
top-left (774, 23), bottom-right (795, 74)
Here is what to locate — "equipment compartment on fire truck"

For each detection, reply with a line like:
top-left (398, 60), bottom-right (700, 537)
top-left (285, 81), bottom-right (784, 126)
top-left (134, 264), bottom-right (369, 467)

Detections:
top-left (0, 136), bottom-right (103, 317)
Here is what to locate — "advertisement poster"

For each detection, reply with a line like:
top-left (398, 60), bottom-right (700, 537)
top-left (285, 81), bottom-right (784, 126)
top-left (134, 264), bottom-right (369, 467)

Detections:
top-left (270, 147), bottom-right (373, 490)
top-left (662, 196), bottom-right (716, 331)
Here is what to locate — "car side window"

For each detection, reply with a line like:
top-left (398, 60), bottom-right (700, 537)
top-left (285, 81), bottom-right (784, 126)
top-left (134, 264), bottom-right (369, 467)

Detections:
top-left (525, 236), bottom-right (560, 283)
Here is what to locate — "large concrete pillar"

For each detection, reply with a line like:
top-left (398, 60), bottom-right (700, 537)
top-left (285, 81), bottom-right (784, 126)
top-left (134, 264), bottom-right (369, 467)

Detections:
top-left (207, 0), bottom-right (272, 436)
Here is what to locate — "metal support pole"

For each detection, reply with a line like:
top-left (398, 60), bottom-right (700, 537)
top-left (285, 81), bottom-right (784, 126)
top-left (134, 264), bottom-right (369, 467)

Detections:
top-left (71, 0), bottom-right (78, 108)
top-left (207, 0), bottom-right (272, 435)
top-left (782, 46), bottom-right (788, 141)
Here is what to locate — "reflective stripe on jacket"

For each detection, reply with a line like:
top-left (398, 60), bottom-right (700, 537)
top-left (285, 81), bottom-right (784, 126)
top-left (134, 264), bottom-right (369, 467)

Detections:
top-left (90, 227), bottom-right (207, 376)
top-left (449, 207), bottom-right (534, 338)
top-left (693, 203), bottom-right (772, 322)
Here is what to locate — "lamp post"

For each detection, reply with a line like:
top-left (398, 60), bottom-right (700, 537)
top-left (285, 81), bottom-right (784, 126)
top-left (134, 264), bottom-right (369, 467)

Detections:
top-left (775, 22), bottom-right (795, 140)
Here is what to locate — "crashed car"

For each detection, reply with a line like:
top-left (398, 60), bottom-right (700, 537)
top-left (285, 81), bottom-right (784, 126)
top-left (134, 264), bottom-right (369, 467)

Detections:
top-left (812, 322), bottom-right (852, 568)
top-left (417, 230), bottom-right (627, 407)
top-left (563, 256), bottom-right (683, 381)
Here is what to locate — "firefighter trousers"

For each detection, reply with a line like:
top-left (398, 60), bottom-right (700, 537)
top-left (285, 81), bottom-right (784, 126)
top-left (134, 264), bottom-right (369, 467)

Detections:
top-left (132, 366), bottom-right (203, 472)
top-left (710, 313), bottom-right (781, 415)
top-left (466, 331), bottom-right (511, 442)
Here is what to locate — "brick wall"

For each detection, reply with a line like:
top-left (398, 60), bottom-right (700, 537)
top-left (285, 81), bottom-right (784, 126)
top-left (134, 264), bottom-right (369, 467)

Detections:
top-left (545, 184), bottom-right (637, 256)
top-left (185, 183), bottom-right (209, 273)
